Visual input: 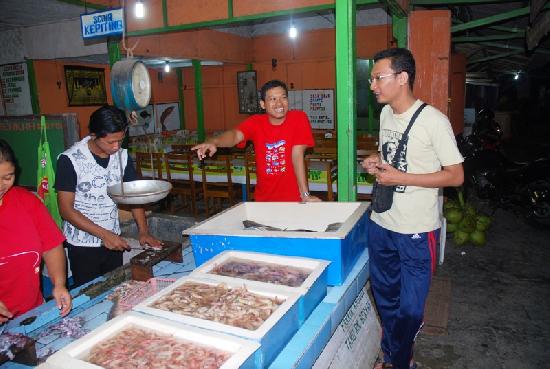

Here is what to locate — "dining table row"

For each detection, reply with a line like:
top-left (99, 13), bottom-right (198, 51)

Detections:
top-left (131, 147), bottom-right (374, 217)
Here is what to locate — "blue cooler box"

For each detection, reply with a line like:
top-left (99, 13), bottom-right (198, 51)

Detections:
top-left (183, 202), bottom-right (369, 286)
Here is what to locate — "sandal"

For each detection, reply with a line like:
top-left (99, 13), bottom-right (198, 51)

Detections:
top-left (373, 355), bottom-right (393, 369)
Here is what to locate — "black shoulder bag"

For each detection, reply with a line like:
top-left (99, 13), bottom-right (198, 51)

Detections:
top-left (371, 103), bottom-right (427, 213)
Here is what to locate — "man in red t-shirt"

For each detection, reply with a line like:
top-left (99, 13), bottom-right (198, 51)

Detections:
top-left (192, 80), bottom-right (320, 202)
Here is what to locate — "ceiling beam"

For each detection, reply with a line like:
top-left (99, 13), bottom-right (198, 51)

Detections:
top-left (488, 25), bottom-right (525, 33)
top-left (56, 0), bottom-right (107, 10)
top-left (479, 41), bottom-right (550, 55)
top-left (467, 50), bottom-right (523, 64)
top-left (452, 3), bottom-right (550, 33)
top-left (453, 33), bottom-right (524, 42)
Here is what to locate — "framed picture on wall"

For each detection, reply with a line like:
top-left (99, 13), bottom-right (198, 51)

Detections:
top-left (237, 70), bottom-right (260, 114)
top-left (64, 66), bottom-right (107, 106)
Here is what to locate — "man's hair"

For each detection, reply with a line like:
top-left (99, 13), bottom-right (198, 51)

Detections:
top-left (373, 48), bottom-right (416, 90)
top-left (0, 138), bottom-right (16, 165)
top-left (89, 105), bottom-right (128, 138)
top-left (260, 80), bottom-right (288, 101)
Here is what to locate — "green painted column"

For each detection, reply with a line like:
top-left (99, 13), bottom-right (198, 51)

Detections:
top-left (335, 0), bottom-right (357, 201)
top-left (228, 0), bottom-right (234, 18)
top-left (193, 60), bottom-right (206, 142)
top-left (392, 15), bottom-right (408, 48)
top-left (176, 68), bottom-right (186, 130)
top-left (107, 39), bottom-right (121, 67)
top-left (25, 59), bottom-right (40, 114)
top-left (162, 0), bottom-right (168, 27)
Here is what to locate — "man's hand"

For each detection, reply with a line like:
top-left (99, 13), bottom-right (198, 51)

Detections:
top-left (0, 300), bottom-right (13, 324)
top-left (139, 232), bottom-right (164, 249)
top-left (374, 163), bottom-right (403, 186)
top-left (191, 143), bottom-right (217, 160)
top-left (302, 194), bottom-right (322, 202)
top-left (52, 286), bottom-right (72, 317)
top-left (362, 153), bottom-right (381, 174)
top-left (101, 232), bottom-right (129, 251)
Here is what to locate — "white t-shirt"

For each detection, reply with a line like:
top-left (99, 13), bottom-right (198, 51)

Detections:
top-left (371, 99), bottom-right (464, 234)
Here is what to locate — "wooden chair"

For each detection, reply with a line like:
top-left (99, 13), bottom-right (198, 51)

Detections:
top-left (171, 144), bottom-right (195, 153)
top-left (201, 154), bottom-right (241, 217)
top-left (312, 146), bottom-right (337, 160)
top-left (135, 152), bottom-right (164, 180)
top-left (305, 156), bottom-right (337, 201)
top-left (164, 152), bottom-right (200, 217)
top-left (244, 152), bottom-right (256, 201)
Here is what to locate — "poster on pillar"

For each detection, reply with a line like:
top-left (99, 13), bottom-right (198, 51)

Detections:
top-left (0, 62), bottom-right (33, 116)
top-left (303, 89), bottom-right (334, 129)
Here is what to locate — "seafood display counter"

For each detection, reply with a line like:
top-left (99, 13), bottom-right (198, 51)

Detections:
top-left (1, 210), bottom-right (377, 369)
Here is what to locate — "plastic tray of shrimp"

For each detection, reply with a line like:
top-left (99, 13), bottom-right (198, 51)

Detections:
top-left (45, 311), bottom-right (260, 369)
top-left (133, 275), bottom-right (301, 366)
top-left (116, 278), bottom-right (176, 312)
top-left (190, 251), bottom-right (329, 324)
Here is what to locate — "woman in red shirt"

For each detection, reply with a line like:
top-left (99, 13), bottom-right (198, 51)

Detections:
top-left (0, 139), bottom-right (72, 323)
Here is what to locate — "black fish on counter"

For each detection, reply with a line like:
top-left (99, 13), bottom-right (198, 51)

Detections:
top-left (324, 222), bottom-right (343, 232)
top-left (242, 220), bottom-right (342, 232)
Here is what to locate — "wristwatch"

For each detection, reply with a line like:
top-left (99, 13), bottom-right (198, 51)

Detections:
top-left (301, 191), bottom-right (310, 199)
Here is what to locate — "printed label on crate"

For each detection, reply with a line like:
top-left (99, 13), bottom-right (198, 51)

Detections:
top-left (313, 284), bottom-right (381, 369)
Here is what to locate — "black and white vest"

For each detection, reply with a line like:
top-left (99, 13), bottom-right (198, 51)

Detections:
top-left (61, 136), bottom-right (128, 247)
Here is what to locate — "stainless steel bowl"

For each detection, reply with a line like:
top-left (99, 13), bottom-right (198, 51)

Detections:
top-left (107, 180), bottom-right (172, 205)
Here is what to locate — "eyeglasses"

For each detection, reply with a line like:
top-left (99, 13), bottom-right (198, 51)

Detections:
top-left (368, 72), bottom-right (400, 84)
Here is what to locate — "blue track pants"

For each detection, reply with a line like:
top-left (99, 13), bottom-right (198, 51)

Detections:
top-left (368, 220), bottom-right (439, 369)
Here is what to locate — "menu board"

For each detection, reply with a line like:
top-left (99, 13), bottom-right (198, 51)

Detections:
top-left (303, 89), bottom-right (334, 129)
top-left (0, 62), bottom-right (33, 116)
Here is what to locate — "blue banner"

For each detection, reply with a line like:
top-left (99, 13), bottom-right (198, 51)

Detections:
top-left (81, 8), bottom-right (124, 40)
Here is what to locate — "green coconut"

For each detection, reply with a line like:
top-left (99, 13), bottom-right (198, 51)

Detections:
top-left (444, 207), bottom-right (464, 224)
top-left (453, 230), bottom-right (469, 245)
top-left (446, 222), bottom-right (458, 233)
top-left (459, 217), bottom-right (476, 233)
top-left (470, 230), bottom-right (487, 246)
top-left (444, 199), bottom-right (459, 211)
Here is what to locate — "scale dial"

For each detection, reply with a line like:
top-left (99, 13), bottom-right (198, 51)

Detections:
top-left (131, 61), bottom-right (151, 108)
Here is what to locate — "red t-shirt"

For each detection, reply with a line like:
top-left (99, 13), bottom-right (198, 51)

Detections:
top-left (237, 110), bottom-right (314, 201)
top-left (0, 187), bottom-right (65, 317)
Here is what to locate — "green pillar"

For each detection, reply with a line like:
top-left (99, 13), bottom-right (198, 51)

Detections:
top-left (228, 0), bottom-right (234, 18)
top-left (107, 39), bottom-right (121, 67)
top-left (392, 15), bottom-right (408, 48)
top-left (25, 59), bottom-right (40, 114)
top-left (193, 60), bottom-right (206, 142)
top-left (335, 0), bottom-right (357, 202)
top-left (162, 0), bottom-right (168, 27)
top-left (176, 68), bottom-right (186, 130)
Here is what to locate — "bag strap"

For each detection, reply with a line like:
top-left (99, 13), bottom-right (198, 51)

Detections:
top-left (391, 102), bottom-right (428, 167)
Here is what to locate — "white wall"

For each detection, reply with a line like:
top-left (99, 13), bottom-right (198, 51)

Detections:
top-left (0, 18), bottom-right (107, 65)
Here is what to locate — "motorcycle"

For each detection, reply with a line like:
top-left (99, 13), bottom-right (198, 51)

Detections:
top-left (456, 112), bottom-right (550, 229)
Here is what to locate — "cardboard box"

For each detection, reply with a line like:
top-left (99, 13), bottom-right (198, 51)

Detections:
top-left (133, 275), bottom-right (301, 367)
top-left (46, 311), bottom-right (260, 369)
top-left (183, 202), bottom-right (369, 285)
top-left (191, 251), bottom-right (329, 324)
top-left (313, 284), bottom-right (381, 369)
